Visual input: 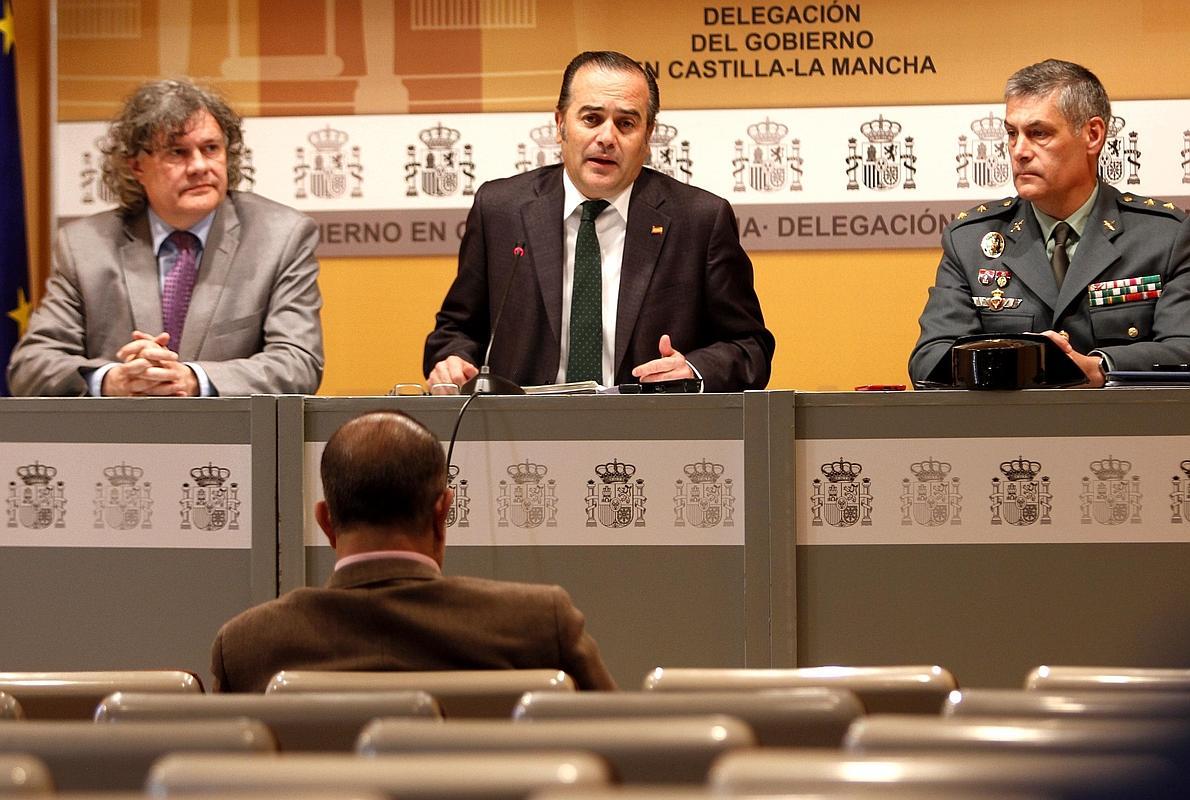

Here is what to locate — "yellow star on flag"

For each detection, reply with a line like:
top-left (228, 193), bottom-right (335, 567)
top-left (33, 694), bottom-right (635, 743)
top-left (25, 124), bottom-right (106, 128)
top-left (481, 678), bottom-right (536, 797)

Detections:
top-left (0, 1), bottom-right (15, 56)
top-left (8, 287), bottom-right (30, 337)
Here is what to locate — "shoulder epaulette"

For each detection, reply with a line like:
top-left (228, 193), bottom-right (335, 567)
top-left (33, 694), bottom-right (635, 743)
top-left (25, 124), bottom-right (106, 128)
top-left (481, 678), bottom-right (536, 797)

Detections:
top-left (950, 197), bottom-right (1019, 228)
top-left (1118, 193), bottom-right (1186, 221)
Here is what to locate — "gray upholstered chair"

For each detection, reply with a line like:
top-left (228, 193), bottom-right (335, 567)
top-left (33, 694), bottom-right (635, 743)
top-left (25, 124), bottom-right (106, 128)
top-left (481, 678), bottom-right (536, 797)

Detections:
top-left (147, 751), bottom-right (612, 799)
top-left (36, 794), bottom-right (388, 800)
top-left (530, 787), bottom-right (1050, 800)
top-left (945, 687), bottom-right (1190, 720)
top-left (0, 754), bottom-right (53, 794)
top-left (513, 687), bottom-right (862, 747)
top-left (266, 669), bottom-right (574, 718)
top-left (357, 715), bottom-right (755, 783)
top-left (1025, 665), bottom-right (1190, 692)
top-left (844, 714), bottom-right (1190, 774)
top-left (642, 665), bottom-right (957, 714)
top-left (0, 670), bottom-right (201, 719)
top-left (95, 690), bottom-right (441, 750)
top-left (709, 749), bottom-right (1181, 798)
top-left (0, 718), bottom-right (274, 791)
top-left (0, 690), bottom-right (25, 720)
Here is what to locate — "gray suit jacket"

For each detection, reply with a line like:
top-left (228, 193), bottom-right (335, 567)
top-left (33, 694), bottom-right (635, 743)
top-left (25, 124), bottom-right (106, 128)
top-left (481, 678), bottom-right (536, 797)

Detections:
top-left (7, 191), bottom-right (324, 396)
top-left (424, 165), bottom-right (774, 391)
top-left (210, 557), bottom-right (617, 693)
top-left (910, 184), bottom-right (1190, 384)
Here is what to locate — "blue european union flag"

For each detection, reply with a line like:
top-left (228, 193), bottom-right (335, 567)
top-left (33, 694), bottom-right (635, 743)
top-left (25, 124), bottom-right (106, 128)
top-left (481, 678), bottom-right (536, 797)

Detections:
top-left (0, 0), bottom-right (31, 396)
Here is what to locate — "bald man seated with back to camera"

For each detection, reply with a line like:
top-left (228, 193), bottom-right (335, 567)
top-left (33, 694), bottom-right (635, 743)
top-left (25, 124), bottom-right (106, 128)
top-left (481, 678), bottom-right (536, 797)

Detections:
top-left (210, 410), bottom-right (616, 692)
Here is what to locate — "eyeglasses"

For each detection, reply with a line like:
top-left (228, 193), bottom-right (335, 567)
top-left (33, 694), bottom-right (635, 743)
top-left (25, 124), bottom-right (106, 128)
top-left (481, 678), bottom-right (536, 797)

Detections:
top-left (387, 382), bottom-right (461, 396)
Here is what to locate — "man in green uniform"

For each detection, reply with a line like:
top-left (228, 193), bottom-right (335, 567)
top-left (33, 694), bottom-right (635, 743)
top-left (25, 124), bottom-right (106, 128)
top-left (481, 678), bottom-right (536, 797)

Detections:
top-left (910, 59), bottom-right (1189, 387)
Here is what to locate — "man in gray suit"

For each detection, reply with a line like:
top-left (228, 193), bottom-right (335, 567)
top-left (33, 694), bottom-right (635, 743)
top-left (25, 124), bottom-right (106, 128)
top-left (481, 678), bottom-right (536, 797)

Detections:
top-left (7, 79), bottom-right (323, 396)
top-left (211, 410), bottom-right (616, 693)
top-left (425, 51), bottom-right (773, 392)
top-left (909, 59), bottom-right (1189, 387)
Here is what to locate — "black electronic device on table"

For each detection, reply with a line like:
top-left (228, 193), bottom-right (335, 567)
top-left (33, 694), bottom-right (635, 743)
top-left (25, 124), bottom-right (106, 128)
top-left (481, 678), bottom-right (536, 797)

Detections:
top-left (1106, 364), bottom-right (1190, 387)
top-left (618, 377), bottom-right (704, 394)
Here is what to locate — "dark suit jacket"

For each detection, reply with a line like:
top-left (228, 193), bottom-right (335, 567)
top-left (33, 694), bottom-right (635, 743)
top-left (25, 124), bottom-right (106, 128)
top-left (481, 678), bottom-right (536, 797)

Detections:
top-left (8, 191), bottom-right (324, 396)
top-left (910, 183), bottom-right (1190, 384)
top-left (423, 165), bottom-right (774, 392)
top-left (210, 557), bottom-right (617, 693)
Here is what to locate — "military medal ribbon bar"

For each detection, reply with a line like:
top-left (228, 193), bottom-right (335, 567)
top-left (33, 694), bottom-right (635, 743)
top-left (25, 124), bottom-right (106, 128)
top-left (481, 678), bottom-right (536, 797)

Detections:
top-left (1088, 275), bottom-right (1162, 307)
top-left (1089, 282), bottom-right (1160, 299)
top-left (1088, 275), bottom-right (1162, 292)
top-left (1089, 289), bottom-right (1161, 307)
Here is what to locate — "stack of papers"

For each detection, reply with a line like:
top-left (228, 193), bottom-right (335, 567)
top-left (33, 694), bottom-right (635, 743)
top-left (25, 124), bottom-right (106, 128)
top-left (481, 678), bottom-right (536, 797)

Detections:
top-left (522, 381), bottom-right (602, 395)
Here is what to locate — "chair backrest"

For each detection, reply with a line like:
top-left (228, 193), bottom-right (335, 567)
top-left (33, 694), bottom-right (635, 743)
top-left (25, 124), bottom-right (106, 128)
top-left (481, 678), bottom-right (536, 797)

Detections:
top-left (95, 690), bottom-right (442, 750)
top-left (356, 715), bottom-right (754, 783)
top-left (528, 791), bottom-right (718, 800)
top-left (266, 670), bottom-right (575, 718)
top-left (708, 749), bottom-right (1182, 799)
top-left (844, 714), bottom-right (1190, 767)
top-left (0, 691), bottom-right (25, 720)
top-left (28, 794), bottom-right (389, 800)
top-left (148, 751), bottom-right (612, 800)
top-left (945, 688), bottom-right (1190, 720)
top-left (1025, 665), bottom-right (1190, 692)
top-left (513, 687), bottom-right (862, 747)
top-left (529, 787), bottom-right (1052, 800)
top-left (0, 719), bottom-right (274, 791)
top-left (0, 754), bottom-right (53, 794)
top-left (0, 670), bottom-right (201, 719)
top-left (642, 666), bottom-right (957, 714)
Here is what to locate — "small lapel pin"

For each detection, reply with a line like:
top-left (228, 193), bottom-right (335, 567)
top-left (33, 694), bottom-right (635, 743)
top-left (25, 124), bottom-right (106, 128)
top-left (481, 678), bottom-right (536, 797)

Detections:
top-left (651, 225), bottom-right (664, 235)
top-left (1103, 219), bottom-right (1117, 232)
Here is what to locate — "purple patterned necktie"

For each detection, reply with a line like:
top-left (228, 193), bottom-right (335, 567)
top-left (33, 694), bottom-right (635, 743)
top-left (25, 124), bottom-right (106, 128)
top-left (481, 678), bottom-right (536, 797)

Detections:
top-left (162, 230), bottom-right (200, 351)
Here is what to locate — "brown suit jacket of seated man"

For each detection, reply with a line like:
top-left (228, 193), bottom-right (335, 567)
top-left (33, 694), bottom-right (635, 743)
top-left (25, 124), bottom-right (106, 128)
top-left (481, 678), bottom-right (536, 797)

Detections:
top-left (211, 555), bottom-right (614, 692)
top-left (210, 410), bottom-right (615, 692)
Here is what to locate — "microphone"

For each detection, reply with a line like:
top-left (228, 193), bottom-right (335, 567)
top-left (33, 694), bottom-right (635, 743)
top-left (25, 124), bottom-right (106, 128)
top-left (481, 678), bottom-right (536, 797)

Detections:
top-left (460, 241), bottom-right (527, 395)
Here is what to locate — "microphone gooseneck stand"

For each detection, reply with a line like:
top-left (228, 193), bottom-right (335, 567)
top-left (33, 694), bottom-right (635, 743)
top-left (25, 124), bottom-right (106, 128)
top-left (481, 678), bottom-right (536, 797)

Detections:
top-left (447, 242), bottom-right (528, 473)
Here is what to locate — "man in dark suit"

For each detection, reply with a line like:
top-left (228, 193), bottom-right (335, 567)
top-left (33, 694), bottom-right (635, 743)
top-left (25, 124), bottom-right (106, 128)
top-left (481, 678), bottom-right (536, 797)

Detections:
top-left (210, 410), bottom-right (616, 693)
top-left (424, 51), bottom-right (773, 392)
top-left (7, 78), bottom-right (323, 396)
top-left (910, 59), bottom-right (1189, 387)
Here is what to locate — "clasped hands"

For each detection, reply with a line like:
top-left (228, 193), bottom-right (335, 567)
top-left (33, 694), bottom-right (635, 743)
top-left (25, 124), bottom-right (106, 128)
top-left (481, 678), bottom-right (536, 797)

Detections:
top-left (101, 330), bottom-right (200, 396)
top-left (427, 334), bottom-right (695, 390)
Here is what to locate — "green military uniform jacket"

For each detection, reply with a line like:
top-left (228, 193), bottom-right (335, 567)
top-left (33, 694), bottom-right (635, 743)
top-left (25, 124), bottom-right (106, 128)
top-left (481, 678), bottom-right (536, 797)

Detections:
top-left (910, 182), bottom-right (1189, 384)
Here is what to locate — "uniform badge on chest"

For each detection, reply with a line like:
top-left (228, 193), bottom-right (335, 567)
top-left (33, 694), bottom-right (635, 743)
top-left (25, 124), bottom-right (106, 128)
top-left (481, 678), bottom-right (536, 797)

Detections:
top-left (972, 288), bottom-right (1023, 311)
top-left (980, 232), bottom-right (1006, 258)
top-left (973, 267), bottom-right (1020, 311)
top-left (977, 268), bottom-right (1011, 288)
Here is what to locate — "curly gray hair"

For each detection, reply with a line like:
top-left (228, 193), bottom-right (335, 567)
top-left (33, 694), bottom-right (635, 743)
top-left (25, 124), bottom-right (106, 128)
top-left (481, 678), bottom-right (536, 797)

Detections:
top-left (1004, 59), bottom-right (1111, 132)
top-left (101, 78), bottom-right (244, 216)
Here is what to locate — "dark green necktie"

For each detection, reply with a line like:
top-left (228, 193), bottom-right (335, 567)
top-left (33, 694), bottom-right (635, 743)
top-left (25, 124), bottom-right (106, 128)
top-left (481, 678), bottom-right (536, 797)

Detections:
top-left (566, 199), bottom-right (609, 383)
top-left (1051, 221), bottom-right (1072, 286)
